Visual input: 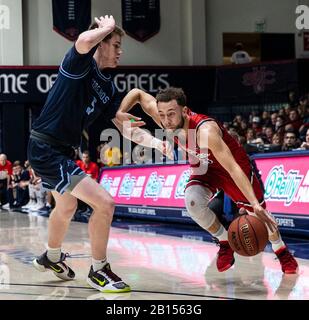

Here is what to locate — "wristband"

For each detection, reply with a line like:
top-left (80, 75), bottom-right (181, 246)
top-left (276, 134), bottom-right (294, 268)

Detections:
top-left (151, 138), bottom-right (161, 149)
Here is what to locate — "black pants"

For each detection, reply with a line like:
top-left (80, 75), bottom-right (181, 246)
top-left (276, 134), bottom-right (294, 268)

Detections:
top-left (0, 179), bottom-right (8, 205)
top-left (7, 187), bottom-right (29, 207)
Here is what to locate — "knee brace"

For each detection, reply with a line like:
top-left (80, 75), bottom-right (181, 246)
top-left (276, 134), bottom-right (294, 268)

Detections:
top-left (184, 184), bottom-right (217, 230)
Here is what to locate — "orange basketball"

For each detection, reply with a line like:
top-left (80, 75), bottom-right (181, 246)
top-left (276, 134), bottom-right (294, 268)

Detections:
top-left (228, 215), bottom-right (268, 256)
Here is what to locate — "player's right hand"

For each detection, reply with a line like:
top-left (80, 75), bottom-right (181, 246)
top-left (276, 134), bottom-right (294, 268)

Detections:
top-left (116, 111), bottom-right (145, 128)
top-left (94, 15), bottom-right (115, 33)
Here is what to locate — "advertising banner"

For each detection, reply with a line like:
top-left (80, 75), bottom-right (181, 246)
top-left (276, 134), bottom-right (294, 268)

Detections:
top-left (99, 164), bottom-right (190, 208)
top-left (254, 155), bottom-right (309, 215)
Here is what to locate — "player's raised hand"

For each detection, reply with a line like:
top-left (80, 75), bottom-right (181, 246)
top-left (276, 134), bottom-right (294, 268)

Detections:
top-left (94, 15), bottom-right (115, 33)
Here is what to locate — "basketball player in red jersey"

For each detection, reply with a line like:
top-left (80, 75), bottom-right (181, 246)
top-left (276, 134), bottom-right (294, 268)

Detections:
top-left (114, 87), bottom-right (298, 274)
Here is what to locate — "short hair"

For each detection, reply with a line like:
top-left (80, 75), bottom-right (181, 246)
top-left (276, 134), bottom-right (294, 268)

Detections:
top-left (88, 23), bottom-right (125, 41)
top-left (82, 150), bottom-right (90, 156)
top-left (156, 87), bottom-right (187, 107)
top-left (13, 160), bottom-right (21, 167)
top-left (284, 130), bottom-right (296, 138)
top-left (235, 42), bottom-right (243, 50)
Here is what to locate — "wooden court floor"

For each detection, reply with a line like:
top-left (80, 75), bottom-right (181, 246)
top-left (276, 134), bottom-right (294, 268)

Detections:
top-left (0, 210), bottom-right (308, 300)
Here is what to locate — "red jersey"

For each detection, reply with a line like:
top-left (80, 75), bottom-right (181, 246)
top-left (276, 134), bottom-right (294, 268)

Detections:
top-left (0, 160), bottom-right (13, 180)
top-left (178, 111), bottom-right (250, 172)
top-left (76, 160), bottom-right (99, 180)
top-left (176, 111), bottom-right (265, 211)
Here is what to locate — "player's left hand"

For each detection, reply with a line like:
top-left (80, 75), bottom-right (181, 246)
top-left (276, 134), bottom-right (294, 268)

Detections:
top-left (252, 204), bottom-right (277, 233)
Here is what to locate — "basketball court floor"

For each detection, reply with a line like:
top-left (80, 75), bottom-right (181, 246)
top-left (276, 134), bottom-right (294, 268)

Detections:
top-left (0, 209), bottom-right (308, 300)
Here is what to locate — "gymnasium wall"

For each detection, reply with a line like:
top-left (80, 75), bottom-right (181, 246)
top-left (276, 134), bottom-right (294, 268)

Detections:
top-left (22, 0), bottom-right (207, 66)
top-left (206, 0), bottom-right (309, 65)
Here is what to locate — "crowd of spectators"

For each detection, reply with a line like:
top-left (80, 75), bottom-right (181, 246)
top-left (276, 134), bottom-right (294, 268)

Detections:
top-left (223, 94), bottom-right (309, 154)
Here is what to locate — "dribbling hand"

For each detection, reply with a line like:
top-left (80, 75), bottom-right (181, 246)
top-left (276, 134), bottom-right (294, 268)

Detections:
top-left (252, 204), bottom-right (277, 233)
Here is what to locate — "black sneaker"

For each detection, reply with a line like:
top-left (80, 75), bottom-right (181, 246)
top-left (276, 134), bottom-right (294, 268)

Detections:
top-left (87, 263), bottom-right (131, 293)
top-left (33, 251), bottom-right (75, 280)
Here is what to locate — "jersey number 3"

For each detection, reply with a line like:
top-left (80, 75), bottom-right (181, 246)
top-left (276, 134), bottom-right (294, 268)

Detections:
top-left (86, 97), bottom-right (97, 115)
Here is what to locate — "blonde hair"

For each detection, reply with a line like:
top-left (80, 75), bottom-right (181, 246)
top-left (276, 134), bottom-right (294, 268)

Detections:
top-left (88, 23), bottom-right (125, 41)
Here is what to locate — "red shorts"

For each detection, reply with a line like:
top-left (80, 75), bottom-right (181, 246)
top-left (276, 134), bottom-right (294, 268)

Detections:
top-left (186, 165), bottom-right (265, 213)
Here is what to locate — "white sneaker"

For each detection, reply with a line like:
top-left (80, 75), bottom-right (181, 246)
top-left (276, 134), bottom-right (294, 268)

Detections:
top-left (2, 203), bottom-right (10, 210)
top-left (22, 200), bottom-right (36, 209)
top-left (87, 264), bottom-right (131, 293)
top-left (30, 202), bottom-right (43, 211)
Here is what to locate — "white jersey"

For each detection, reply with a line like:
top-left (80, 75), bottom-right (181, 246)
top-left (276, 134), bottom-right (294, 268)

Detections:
top-left (231, 50), bottom-right (252, 64)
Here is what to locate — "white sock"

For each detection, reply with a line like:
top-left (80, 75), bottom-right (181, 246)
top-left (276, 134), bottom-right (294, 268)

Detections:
top-left (211, 225), bottom-right (228, 242)
top-left (270, 236), bottom-right (285, 252)
top-left (92, 258), bottom-right (107, 272)
top-left (47, 247), bottom-right (61, 263)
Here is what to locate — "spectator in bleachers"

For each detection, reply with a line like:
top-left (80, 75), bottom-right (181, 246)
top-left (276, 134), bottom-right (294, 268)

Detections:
top-left (299, 128), bottom-right (309, 150)
top-left (261, 111), bottom-right (271, 126)
top-left (270, 112), bottom-right (278, 130)
top-left (275, 115), bottom-right (286, 136)
top-left (284, 104), bottom-right (292, 117)
top-left (238, 119), bottom-right (248, 137)
top-left (4, 161), bottom-right (30, 210)
top-left (278, 108), bottom-right (286, 118)
top-left (299, 104), bottom-right (309, 140)
top-left (288, 109), bottom-right (303, 131)
top-left (0, 154), bottom-right (12, 208)
top-left (21, 167), bottom-right (47, 211)
top-left (133, 145), bottom-right (153, 165)
top-left (76, 150), bottom-right (99, 180)
top-left (272, 133), bottom-right (283, 146)
top-left (251, 116), bottom-right (262, 134)
top-left (281, 131), bottom-right (300, 151)
top-left (264, 126), bottom-right (274, 144)
top-left (231, 42), bottom-right (252, 64)
top-left (102, 141), bottom-right (122, 167)
top-left (96, 141), bottom-right (110, 168)
top-left (246, 128), bottom-right (256, 144)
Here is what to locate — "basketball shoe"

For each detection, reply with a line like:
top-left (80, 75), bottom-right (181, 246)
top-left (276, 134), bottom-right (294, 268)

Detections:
top-left (216, 240), bottom-right (235, 272)
top-left (33, 251), bottom-right (75, 280)
top-left (87, 263), bottom-right (131, 293)
top-left (275, 246), bottom-right (298, 274)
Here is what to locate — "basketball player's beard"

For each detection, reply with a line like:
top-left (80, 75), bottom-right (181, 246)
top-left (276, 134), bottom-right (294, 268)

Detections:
top-left (164, 117), bottom-right (186, 143)
top-left (174, 116), bottom-right (185, 131)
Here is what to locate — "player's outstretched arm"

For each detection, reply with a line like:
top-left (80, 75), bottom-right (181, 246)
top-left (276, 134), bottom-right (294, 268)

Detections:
top-left (112, 118), bottom-right (173, 160)
top-left (75, 15), bottom-right (116, 54)
top-left (198, 122), bottom-right (277, 232)
top-left (116, 89), bottom-right (161, 127)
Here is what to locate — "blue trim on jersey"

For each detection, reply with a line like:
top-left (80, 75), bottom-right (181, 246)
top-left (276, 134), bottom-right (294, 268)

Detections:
top-left (111, 81), bottom-right (115, 96)
top-left (55, 164), bottom-right (65, 191)
top-left (93, 60), bottom-right (111, 81)
top-left (59, 64), bottom-right (91, 79)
